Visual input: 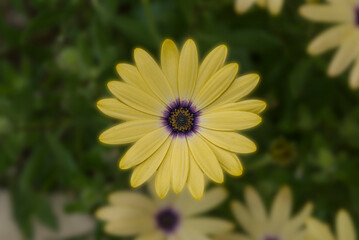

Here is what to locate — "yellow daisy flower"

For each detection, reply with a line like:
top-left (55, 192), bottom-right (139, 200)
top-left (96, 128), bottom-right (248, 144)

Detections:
top-left (215, 186), bottom-right (313, 240)
top-left (306, 209), bottom-right (356, 240)
top-left (300, 0), bottom-right (359, 89)
top-left (235, 0), bottom-right (285, 16)
top-left (95, 184), bottom-right (234, 240)
top-left (97, 39), bottom-right (265, 199)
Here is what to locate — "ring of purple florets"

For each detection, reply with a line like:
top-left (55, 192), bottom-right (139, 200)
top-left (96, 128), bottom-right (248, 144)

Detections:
top-left (162, 100), bottom-right (200, 136)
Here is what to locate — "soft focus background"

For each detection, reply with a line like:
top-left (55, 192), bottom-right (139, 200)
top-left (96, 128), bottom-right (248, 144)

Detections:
top-left (1, 0), bottom-right (359, 239)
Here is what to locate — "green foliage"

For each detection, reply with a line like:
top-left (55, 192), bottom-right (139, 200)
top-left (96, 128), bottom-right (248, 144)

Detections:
top-left (1, 0), bottom-right (359, 239)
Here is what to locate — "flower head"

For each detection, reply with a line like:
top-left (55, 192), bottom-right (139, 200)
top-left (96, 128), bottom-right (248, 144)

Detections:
top-left (306, 209), bottom-right (356, 240)
top-left (97, 39), bottom-right (265, 199)
top-left (215, 186), bottom-right (313, 240)
top-left (95, 184), bottom-right (233, 239)
top-left (300, 0), bottom-right (359, 89)
top-left (235, 0), bottom-right (285, 16)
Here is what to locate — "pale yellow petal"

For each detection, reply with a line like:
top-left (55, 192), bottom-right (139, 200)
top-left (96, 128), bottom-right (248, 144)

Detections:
top-left (200, 129), bottom-right (257, 154)
top-left (336, 210), bottom-right (356, 240)
top-left (171, 137), bottom-right (189, 193)
top-left (205, 100), bottom-right (266, 115)
top-left (116, 63), bottom-right (147, 91)
top-left (231, 201), bottom-right (257, 236)
top-left (235, 0), bottom-right (256, 14)
top-left (135, 231), bottom-right (165, 240)
top-left (119, 127), bottom-right (170, 169)
top-left (194, 45), bottom-right (227, 95)
top-left (207, 141), bottom-right (243, 176)
top-left (134, 48), bottom-right (175, 103)
top-left (187, 134), bottom-right (224, 183)
top-left (99, 120), bottom-right (160, 145)
top-left (200, 111), bottom-right (262, 131)
top-left (183, 217), bottom-right (234, 234)
top-left (283, 202), bottom-right (313, 235)
top-left (269, 186), bottom-right (292, 232)
top-left (299, 4), bottom-right (352, 23)
top-left (187, 153), bottom-right (205, 200)
top-left (244, 186), bottom-right (267, 226)
top-left (176, 228), bottom-right (210, 240)
top-left (349, 56), bottom-right (359, 89)
top-left (161, 39), bottom-right (179, 96)
top-left (213, 233), bottom-right (252, 240)
top-left (268, 0), bottom-right (284, 15)
top-left (306, 218), bottom-right (335, 240)
top-left (104, 216), bottom-right (154, 236)
top-left (108, 191), bottom-right (155, 212)
top-left (210, 74), bottom-right (260, 108)
top-left (178, 39), bottom-right (198, 100)
top-left (307, 24), bottom-right (353, 55)
top-left (96, 206), bottom-right (145, 221)
top-left (107, 81), bottom-right (165, 116)
top-left (194, 63), bottom-right (238, 110)
top-left (182, 187), bottom-right (228, 216)
top-left (97, 98), bottom-right (156, 120)
top-left (155, 140), bottom-right (173, 198)
top-left (328, 32), bottom-right (359, 77)
top-left (130, 137), bottom-right (172, 187)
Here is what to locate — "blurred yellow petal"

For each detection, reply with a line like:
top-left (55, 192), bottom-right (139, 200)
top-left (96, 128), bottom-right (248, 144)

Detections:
top-left (171, 137), bottom-right (189, 193)
top-left (107, 81), bottom-right (165, 116)
top-left (104, 216), bottom-right (154, 236)
top-left (299, 4), bottom-right (352, 23)
top-left (268, 0), bottom-right (284, 15)
top-left (194, 63), bottom-right (238, 110)
top-left (176, 228), bottom-right (210, 240)
top-left (205, 100), bottom-right (266, 114)
top-left (213, 233), bottom-right (252, 240)
top-left (231, 201), bottom-right (258, 236)
top-left (97, 98), bottom-right (156, 120)
top-left (134, 48), bottom-right (175, 103)
top-left (99, 120), bottom-right (160, 145)
top-left (187, 134), bottom-right (223, 183)
top-left (116, 63), bottom-right (147, 91)
top-left (336, 210), bottom-right (356, 240)
top-left (135, 232), bottom-right (165, 240)
top-left (306, 218), bottom-right (335, 240)
top-left (200, 111), bottom-right (262, 131)
top-left (269, 186), bottom-right (292, 232)
top-left (349, 57), bottom-right (359, 89)
top-left (283, 202), bottom-right (313, 235)
top-left (183, 217), bottom-right (234, 234)
top-left (235, 0), bottom-right (256, 14)
top-left (187, 154), bottom-right (205, 200)
top-left (119, 127), bottom-right (169, 169)
top-left (178, 39), bottom-right (198, 100)
top-left (244, 186), bottom-right (267, 226)
top-left (200, 129), bottom-right (257, 153)
top-left (130, 137), bottom-right (172, 188)
top-left (161, 39), bottom-right (179, 96)
top-left (96, 206), bottom-right (145, 221)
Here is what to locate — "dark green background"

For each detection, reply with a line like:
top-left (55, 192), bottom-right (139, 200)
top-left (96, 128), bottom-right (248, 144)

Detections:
top-left (1, 0), bottom-right (359, 239)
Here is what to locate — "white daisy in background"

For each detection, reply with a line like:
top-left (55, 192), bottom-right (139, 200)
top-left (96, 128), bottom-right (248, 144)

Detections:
top-left (96, 184), bottom-right (233, 240)
top-left (235, 0), bottom-right (285, 16)
top-left (214, 186), bottom-right (313, 240)
top-left (306, 209), bottom-right (356, 240)
top-left (300, 0), bottom-right (359, 89)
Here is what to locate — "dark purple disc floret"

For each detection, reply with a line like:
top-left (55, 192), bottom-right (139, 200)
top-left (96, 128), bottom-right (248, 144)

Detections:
top-left (155, 208), bottom-right (180, 233)
top-left (356, 6), bottom-right (359, 26)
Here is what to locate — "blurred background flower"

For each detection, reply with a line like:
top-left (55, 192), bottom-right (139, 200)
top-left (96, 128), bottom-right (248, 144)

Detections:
top-left (95, 183), bottom-right (233, 239)
top-left (235, 0), bottom-right (285, 16)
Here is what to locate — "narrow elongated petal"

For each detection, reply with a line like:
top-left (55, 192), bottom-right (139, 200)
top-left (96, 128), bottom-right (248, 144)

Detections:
top-left (135, 232), bottom-right (165, 240)
top-left (213, 233), bottom-right (252, 240)
top-left (171, 137), bottom-right (189, 193)
top-left (107, 81), bottom-right (165, 116)
top-left (120, 127), bottom-right (170, 169)
top-left (307, 24), bottom-right (353, 55)
top-left (176, 228), bottom-right (210, 240)
top-left (207, 142), bottom-right (243, 176)
top-left (283, 202), bottom-right (313, 235)
top-left (328, 32), bottom-right (359, 77)
top-left (194, 63), bottom-right (239, 110)
top-left (116, 64), bottom-right (148, 91)
top-left (299, 4), bottom-right (352, 23)
top-left (337, 210), bottom-right (356, 240)
top-left (97, 98), bottom-right (157, 120)
top-left (131, 137), bottom-right (172, 187)
top-left (155, 142), bottom-right (173, 198)
top-left (200, 111), bottom-right (262, 131)
top-left (269, 186), bottom-right (292, 232)
top-left (349, 57), bottom-right (359, 89)
top-left (306, 218), bottom-right (335, 240)
top-left (200, 129), bottom-right (256, 153)
top-left (205, 100), bottom-right (266, 114)
top-left (187, 154), bottom-right (205, 200)
top-left (99, 120), bottom-right (160, 145)
top-left (183, 218), bottom-right (234, 234)
top-left (268, 0), bottom-right (284, 15)
top-left (96, 206), bottom-right (144, 221)
top-left (244, 186), bottom-right (267, 226)
top-left (161, 39), bottom-right (180, 96)
top-left (108, 192), bottom-right (155, 211)
top-left (210, 74), bottom-right (260, 108)
top-left (104, 217), bottom-right (154, 236)
top-left (194, 45), bottom-right (227, 95)
top-left (234, 0), bottom-right (256, 14)
top-left (187, 134), bottom-right (223, 183)
top-left (134, 48), bottom-right (175, 103)
top-left (231, 201), bottom-right (257, 236)
top-left (178, 39), bottom-right (198, 100)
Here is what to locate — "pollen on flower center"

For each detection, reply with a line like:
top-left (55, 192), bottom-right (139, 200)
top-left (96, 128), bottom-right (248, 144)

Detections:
top-left (155, 208), bottom-right (180, 233)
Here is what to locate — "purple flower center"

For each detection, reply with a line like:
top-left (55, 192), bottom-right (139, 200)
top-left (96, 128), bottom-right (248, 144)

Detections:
top-left (355, 7), bottom-right (359, 26)
top-left (162, 100), bottom-right (200, 136)
top-left (263, 236), bottom-right (281, 240)
top-left (155, 208), bottom-right (180, 233)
